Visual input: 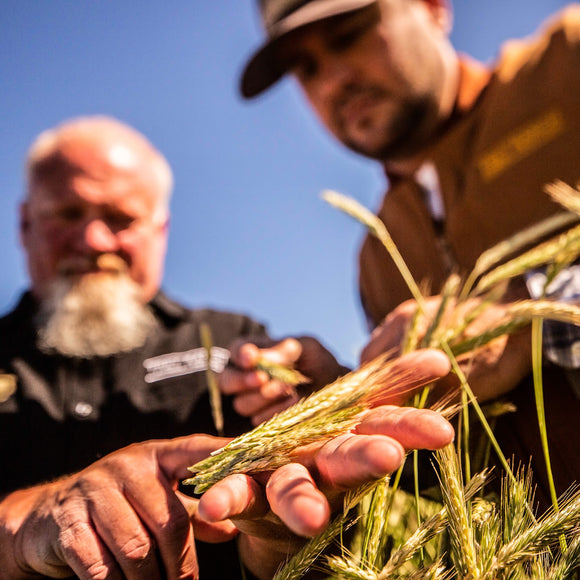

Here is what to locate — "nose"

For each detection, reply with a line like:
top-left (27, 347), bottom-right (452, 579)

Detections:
top-left (310, 52), bottom-right (355, 106)
top-left (82, 218), bottom-right (120, 252)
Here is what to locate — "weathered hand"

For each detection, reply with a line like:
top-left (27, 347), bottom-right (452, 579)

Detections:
top-left (0, 435), bottom-right (232, 580)
top-left (0, 351), bottom-right (453, 580)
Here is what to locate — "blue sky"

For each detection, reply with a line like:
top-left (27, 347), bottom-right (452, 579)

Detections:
top-left (0, 1), bottom-right (571, 367)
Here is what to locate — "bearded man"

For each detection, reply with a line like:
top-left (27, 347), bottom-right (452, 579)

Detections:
top-left (0, 114), bottom-right (278, 468)
top-left (0, 116), bottom-right (282, 578)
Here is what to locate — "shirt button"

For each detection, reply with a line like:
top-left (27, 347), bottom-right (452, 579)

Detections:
top-left (74, 401), bottom-right (94, 418)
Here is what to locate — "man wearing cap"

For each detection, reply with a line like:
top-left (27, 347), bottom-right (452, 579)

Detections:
top-left (227, 0), bottom-right (580, 509)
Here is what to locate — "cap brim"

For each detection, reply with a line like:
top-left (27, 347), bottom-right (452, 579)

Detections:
top-left (240, 0), bottom-right (377, 99)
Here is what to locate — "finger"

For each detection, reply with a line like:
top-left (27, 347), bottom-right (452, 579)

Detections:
top-left (156, 434), bottom-right (232, 481)
top-left (370, 349), bottom-right (451, 406)
top-left (233, 385), bottom-right (298, 418)
top-left (258, 338), bottom-right (303, 367)
top-left (60, 529), bottom-right (124, 580)
top-left (219, 366), bottom-right (269, 395)
top-left (314, 432), bottom-right (406, 491)
top-left (106, 436), bottom-right (232, 578)
top-left (265, 464), bottom-right (330, 537)
top-left (87, 489), bottom-right (162, 580)
top-left (361, 317), bottom-right (407, 364)
top-left (122, 470), bottom-right (198, 580)
top-left (227, 340), bottom-right (262, 369)
top-left (355, 406), bottom-right (455, 450)
top-left (360, 301), bottom-right (427, 364)
top-left (198, 474), bottom-right (269, 523)
top-left (39, 513), bottom-right (125, 580)
top-left (235, 342), bottom-right (263, 369)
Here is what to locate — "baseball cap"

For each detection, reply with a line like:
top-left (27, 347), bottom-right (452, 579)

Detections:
top-left (240, 0), bottom-right (377, 99)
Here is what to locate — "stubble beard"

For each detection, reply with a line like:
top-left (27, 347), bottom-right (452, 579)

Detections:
top-left (338, 92), bottom-right (438, 163)
top-left (37, 270), bottom-right (156, 358)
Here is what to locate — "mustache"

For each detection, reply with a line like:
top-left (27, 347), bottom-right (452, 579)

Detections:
top-left (57, 253), bottom-right (129, 276)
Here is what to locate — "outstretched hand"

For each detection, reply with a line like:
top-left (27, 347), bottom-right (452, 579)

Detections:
top-left (0, 349), bottom-right (454, 580)
top-left (202, 349), bottom-right (454, 578)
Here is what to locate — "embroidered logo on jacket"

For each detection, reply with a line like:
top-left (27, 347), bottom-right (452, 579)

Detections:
top-left (477, 108), bottom-right (565, 182)
top-left (143, 347), bottom-right (229, 384)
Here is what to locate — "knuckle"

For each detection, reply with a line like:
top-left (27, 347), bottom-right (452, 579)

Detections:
top-left (118, 535), bottom-right (155, 564)
top-left (152, 504), bottom-right (191, 542)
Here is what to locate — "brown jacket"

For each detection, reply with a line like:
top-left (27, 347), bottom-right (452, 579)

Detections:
top-left (358, 6), bottom-right (580, 509)
top-left (360, 6), bottom-right (580, 326)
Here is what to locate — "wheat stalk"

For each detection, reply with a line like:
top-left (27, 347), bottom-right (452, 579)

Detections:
top-left (322, 190), bottom-right (427, 310)
top-left (484, 490), bottom-right (580, 578)
top-left (544, 180), bottom-right (580, 217)
top-left (200, 323), bottom-right (224, 436)
top-left (461, 211), bottom-right (579, 299)
top-left (273, 514), bottom-right (358, 580)
top-left (435, 444), bottom-right (481, 578)
top-left (256, 358), bottom-right (310, 387)
top-left (472, 223), bottom-right (580, 297)
top-left (184, 352), bottom-right (441, 493)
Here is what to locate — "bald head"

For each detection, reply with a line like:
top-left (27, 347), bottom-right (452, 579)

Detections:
top-left (26, 116), bottom-right (173, 222)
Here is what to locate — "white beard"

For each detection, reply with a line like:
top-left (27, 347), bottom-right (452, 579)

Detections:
top-left (37, 272), bottom-right (156, 358)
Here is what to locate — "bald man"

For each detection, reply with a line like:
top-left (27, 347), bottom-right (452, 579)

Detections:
top-left (0, 115), bottom-right (274, 577)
